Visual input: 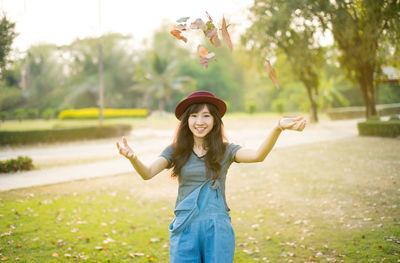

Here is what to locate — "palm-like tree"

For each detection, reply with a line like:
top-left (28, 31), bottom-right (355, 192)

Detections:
top-left (133, 51), bottom-right (195, 112)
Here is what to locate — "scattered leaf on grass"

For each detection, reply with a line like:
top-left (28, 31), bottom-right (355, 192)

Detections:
top-left (52, 253), bottom-right (59, 258)
top-left (148, 238), bottom-right (160, 243)
top-left (129, 252), bottom-right (144, 258)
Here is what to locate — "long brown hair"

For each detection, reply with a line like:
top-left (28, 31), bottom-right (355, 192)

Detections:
top-left (171, 103), bottom-right (227, 180)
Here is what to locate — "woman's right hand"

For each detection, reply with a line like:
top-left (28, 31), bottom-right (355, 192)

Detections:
top-left (116, 136), bottom-right (136, 160)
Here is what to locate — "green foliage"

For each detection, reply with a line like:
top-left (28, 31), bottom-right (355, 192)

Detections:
top-left (358, 120), bottom-right (400, 137)
top-left (178, 46), bottom-right (246, 112)
top-left (26, 108), bottom-right (39, 119)
top-left (13, 108), bottom-right (24, 122)
top-left (245, 101), bottom-right (257, 114)
top-left (67, 33), bottom-right (138, 109)
top-left (308, 0), bottom-right (400, 118)
top-left (389, 115), bottom-right (400, 121)
top-left (0, 14), bottom-right (17, 77)
top-left (244, 0), bottom-right (325, 121)
top-left (0, 111), bottom-right (8, 122)
top-left (0, 85), bottom-right (23, 111)
top-left (41, 108), bottom-right (55, 120)
top-left (132, 27), bottom-right (196, 112)
top-left (0, 156), bottom-right (33, 173)
top-left (0, 124), bottom-right (132, 145)
top-left (271, 98), bottom-right (285, 114)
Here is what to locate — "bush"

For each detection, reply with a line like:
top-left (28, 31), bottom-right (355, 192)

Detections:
top-left (0, 156), bottom-right (34, 173)
top-left (245, 101), bottom-right (257, 114)
top-left (41, 108), bottom-right (55, 120)
top-left (327, 103), bottom-right (400, 120)
top-left (389, 115), bottom-right (400, 121)
top-left (0, 111), bottom-right (8, 122)
top-left (27, 108), bottom-right (39, 119)
top-left (357, 120), bottom-right (400, 138)
top-left (58, 108), bottom-right (147, 120)
top-left (0, 124), bottom-right (132, 145)
top-left (272, 99), bottom-right (285, 114)
top-left (14, 108), bottom-right (25, 122)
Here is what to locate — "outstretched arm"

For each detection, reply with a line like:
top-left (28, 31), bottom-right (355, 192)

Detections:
top-left (116, 136), bottom-right (169, 180)
top-left (234, 116), bottom-right (306, 163)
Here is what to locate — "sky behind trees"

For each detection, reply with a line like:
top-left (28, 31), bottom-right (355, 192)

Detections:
top-left (1, 0), bottom-right (252, 52)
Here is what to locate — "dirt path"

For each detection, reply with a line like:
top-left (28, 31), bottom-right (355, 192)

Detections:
top-left (0, 119), bottom-right (360, 191)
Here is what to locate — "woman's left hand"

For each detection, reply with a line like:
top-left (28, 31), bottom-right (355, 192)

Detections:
top-left (278, 116), bottom-right (306, 131)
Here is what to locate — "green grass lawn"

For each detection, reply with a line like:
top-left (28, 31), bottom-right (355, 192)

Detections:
top-left (0, 136), bottom-right (399, 262)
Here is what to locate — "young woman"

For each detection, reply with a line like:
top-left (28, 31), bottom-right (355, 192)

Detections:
top-left (116, 91), bottom-right (306, 262)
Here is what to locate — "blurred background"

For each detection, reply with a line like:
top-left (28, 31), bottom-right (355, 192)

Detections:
top-left (0, 0), bottom-right (399, 123)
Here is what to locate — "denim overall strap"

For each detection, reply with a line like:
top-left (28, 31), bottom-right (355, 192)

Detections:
top-left (169, 180), bottom-right (212, 234)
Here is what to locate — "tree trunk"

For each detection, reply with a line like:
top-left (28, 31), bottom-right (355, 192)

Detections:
top-left (358, 67), bottom-right (377, 119)
top-left (306, 86), bottom-right (318, 123)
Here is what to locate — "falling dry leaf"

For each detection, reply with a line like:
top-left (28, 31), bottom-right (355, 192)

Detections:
top-left (170, 30), bottom-right (187, 43)
top-left (265, 59), bottom-right (279, 89)
top-left (190, 18), bottom-right (207, 31)
top-left (205, 27), bottom-right (221, 47)
top-left (174, 24), bottom-right (187, 31)
top-left (198, 46), bottom-right (215, 68)
top-left (221, 16), bottom-right (232, 51)
top-left (176, 17), bottom-right (190, 23)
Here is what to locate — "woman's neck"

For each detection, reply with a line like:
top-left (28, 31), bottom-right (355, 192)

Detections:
top-left (193, 137), bottom-right (204, 149)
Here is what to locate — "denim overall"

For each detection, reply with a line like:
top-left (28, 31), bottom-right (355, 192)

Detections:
top-left (169, 180), bottom-right (235, 263)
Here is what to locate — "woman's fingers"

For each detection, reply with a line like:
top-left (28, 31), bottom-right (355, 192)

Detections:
top-left (122, 136), bottom-right (128, 147)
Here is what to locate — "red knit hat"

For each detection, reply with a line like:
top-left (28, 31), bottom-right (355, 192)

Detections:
top-left (174, 91), bottom-right (227, 120)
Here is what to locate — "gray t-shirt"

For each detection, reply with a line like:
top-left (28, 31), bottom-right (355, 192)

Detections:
top-left (160, 143), bottom-right (242, 211)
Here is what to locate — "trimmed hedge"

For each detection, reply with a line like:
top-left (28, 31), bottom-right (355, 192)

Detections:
top-left (58, 108), bottom-right (147, 120)
top-left (0, 125), bottom-right (132, 145)
top-left (327, 103), bottom-right (400, 120)
top-left (357, 120), bottom-right (400, 138)
top-left (0, 156), bottom-right (34, 173)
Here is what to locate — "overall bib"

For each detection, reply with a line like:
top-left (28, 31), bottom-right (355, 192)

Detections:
top-left (169, 180), bottom-right (235, 263)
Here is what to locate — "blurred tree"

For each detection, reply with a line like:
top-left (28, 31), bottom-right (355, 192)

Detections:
top-left (0, 14), bottom-right (17, 78)
top-left (133, 26), bottom-right (195, 112)
top-left (178, 44), bottom-right (246, 112)
top-left (17, 44), bottom-right (68, 111)
top-left (66, 33), bottom-right (137, 109)
top-left (307, 0), bottom-right (400, 118)
top-left (244, 0), bottom-right (325, 122)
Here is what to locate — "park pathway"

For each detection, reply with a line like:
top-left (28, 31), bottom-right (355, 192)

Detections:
top-left (0, 119), bottom-right (359, 191)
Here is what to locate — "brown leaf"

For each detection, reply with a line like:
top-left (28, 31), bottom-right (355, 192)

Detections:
top-left (221, 16), bottom-right (232, 51)
top-left (170, 30), bottom-right (187, 43)
top-left (190, 18), bottom-right (207, 31)
top-left (265, 59), bottom-right (279, 89)
top-left (174, 24), bottom-right (187, 31)
top-left (198, 46), bottom-right (215, 69)
top-left (52, 252), bottom-right (59, 258)
top-left (205, 28), bottom-right (221, 47)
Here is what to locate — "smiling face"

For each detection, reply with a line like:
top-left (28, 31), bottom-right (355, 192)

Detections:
top-left (188, 104), bottom-right (214, 139)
